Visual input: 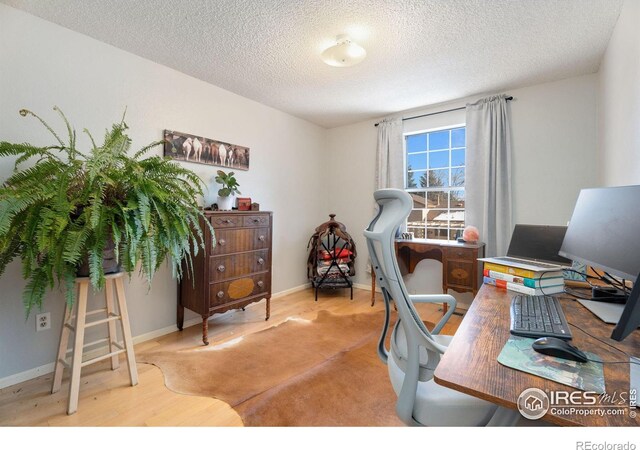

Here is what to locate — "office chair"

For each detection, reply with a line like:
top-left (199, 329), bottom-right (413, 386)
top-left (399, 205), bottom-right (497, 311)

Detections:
top-left (364, 189), bottom-right (520, 426)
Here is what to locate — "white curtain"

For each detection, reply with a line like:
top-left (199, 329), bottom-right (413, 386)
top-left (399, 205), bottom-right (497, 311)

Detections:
top-left (375, 118), bottom-right (404, 189)
top-left (465, 94), bottom-right (513, 257)
top-left (370, 118), bottom-right (403, 274)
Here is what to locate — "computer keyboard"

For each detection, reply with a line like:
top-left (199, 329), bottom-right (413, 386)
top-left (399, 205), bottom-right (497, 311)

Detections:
top-left (510, 294), bottom-right (573, 340)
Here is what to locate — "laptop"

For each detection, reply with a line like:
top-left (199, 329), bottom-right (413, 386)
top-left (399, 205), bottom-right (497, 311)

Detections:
top-left (478, 224), bottom-right (572, 272)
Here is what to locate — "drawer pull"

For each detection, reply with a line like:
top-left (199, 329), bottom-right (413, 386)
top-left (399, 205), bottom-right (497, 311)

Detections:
top-left (217, 291), bottom-right (225, 298)
top-left (257, 281), bottom-right (264, 288)
top-left (258, 235), bottom-right (266, 242)
top-left (223, 219), bottom-right (232, 224)
top-left (257, 258), bottom-right (265, 265)
top-left (217, 265), bottom-right (226, 272)
top-left (252, 218), bottom-right (260, 223)
top-left (218, 239), bottom-right (226, 246)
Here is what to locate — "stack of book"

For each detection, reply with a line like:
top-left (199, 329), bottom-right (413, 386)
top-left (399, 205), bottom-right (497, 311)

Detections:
top-left (482, 262), bottom-right (565, 295)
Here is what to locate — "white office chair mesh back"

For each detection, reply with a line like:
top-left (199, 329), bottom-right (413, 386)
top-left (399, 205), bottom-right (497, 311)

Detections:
top-left (364, 189), bottom-right (520, 426)
top-left (364, 190), bottom-right (447, 367)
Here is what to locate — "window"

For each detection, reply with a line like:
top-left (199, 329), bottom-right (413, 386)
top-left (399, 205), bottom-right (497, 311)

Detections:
top-left (405, 125), bottom-right (465, 240)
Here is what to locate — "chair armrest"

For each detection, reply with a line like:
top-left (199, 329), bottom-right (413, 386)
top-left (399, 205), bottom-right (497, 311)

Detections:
top-left (408, 294), bottom-right (457, 335)
top-left (409, 294), bottom-right (456, 306)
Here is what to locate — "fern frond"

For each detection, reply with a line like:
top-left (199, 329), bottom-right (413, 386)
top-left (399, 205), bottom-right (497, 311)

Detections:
top-left (63, 270), bottom-right (76, 310)
top-left (111, 221), bottom-right (121, 263)
top-left (62, 229), bottom-right (90, 264)
top-left (0, 198), bottom-right (31, 235)
top-left (140, 238), bottom-right (158, 283)
top-left (133, 140), bottom-right (162, 159)
top-left (0, 235), bottom-right (21, 278)
top-left (136, 191), bottom-right (151, 232)
top-left (83, 128), bottom-right (98, 152)
top-left (53, 106), bottom-right (76, 157)
top-left (88, 248), bottom-right (105, 290)
top-left (19, 108), bottom-right (64, 146)
top-left (22, 268), bottom-right (48, 318)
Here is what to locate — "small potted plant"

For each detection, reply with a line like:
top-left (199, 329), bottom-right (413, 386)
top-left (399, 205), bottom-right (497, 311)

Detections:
top-left (214, 170), bottom-right (241, 211)
top-left (0, 107), bottom-right (212, 316)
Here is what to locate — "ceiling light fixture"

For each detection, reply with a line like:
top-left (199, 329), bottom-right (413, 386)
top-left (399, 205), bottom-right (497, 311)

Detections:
top-left (321, 34), bottom-right (367, 67)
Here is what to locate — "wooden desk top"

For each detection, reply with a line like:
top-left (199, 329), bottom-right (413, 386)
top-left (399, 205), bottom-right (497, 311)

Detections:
top-left (434, 284), bottom-right (640, 426)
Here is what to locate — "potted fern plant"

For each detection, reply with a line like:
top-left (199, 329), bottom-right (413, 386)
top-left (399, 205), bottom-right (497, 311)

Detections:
top-left (214, 169), bottom-right (241, 211)
top-left (0, 107), bottom-right (211, 316)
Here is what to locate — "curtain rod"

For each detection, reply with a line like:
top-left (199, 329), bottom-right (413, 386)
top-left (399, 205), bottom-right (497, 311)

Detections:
top-left (374, 96), bottom-right (513, 127)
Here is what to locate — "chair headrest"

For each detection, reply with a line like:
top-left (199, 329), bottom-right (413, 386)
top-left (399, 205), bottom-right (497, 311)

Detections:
top-left (366, 189), bottom-right (413, 237)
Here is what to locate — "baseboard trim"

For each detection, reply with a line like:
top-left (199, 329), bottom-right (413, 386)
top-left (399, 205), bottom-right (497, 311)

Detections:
top-left (272, 283), bottom-right (311, 299)
top-left (132, 317), bottom-right (202, 345)
top-left (352, 282), bottom-right (377, 292)
top-left (0, 283), bottom-right (313, 389)
top-left (0, 363), bottom-right (57, 390)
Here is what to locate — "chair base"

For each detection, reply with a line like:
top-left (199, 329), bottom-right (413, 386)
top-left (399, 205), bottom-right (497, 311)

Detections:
top-left (388, 348), bottom-right (498, 426)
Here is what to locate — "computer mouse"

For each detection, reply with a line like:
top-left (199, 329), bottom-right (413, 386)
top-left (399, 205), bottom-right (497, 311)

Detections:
top-left (532, 337), bottom-right (588, 363)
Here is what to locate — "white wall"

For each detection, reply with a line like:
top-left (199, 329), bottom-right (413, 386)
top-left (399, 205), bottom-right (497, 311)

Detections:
top-left (0, 4), bottom-right (327, 381)
top-left (326, 75), bottom-right (599, 303)
top-left (598, 0), bottom-right (640, 186)
top-left (510, 75), bottom-right (598, 225)
top-left (322, 119), bottom-right (378, 290)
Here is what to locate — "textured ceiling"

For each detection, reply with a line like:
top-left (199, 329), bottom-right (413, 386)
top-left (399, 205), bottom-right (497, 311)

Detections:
top-left (2, 0), bottom-right (623, 128)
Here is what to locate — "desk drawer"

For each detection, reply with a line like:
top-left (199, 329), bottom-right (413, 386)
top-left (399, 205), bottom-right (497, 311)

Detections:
top-left (446, 247), bottom-right (475, 261)
top-left (446, 261), bottom-right (474, 289)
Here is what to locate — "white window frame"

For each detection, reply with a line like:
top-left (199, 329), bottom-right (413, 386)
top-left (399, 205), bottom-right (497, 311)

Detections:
top-left (404, 123), bottom-right (466, 241)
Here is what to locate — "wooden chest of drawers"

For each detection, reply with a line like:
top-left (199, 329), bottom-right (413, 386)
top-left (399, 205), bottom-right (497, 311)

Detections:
top-left (177, 211), bottom-right (273, 345)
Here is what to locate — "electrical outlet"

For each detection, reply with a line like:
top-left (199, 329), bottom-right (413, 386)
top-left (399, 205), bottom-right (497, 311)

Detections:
top-left (36, 312), bottom-right (51, 332)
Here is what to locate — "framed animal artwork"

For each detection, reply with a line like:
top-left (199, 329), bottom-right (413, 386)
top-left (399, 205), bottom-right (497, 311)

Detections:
top-left (163, 130), bottom-right (250, 171)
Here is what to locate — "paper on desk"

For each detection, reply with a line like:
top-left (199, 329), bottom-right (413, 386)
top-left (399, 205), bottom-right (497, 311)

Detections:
top-left (497, 335), bottom-right (605, 393)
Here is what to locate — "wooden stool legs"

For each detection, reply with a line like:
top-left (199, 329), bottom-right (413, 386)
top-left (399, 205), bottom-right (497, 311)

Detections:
top-left (114, 276), bottom-right (138, 387)
top-left (51, 273), bottom-right (138, 415)
top-left (67, 281), bottom-right (89, 414)
top-left (51, 291), bottom-right (74, 395)
top-left (105, 280), bottom-right (120, 370)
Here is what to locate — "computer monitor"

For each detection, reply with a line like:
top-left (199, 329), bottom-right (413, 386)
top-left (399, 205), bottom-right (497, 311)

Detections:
top-left (559, 185), bottom-right (640, 342)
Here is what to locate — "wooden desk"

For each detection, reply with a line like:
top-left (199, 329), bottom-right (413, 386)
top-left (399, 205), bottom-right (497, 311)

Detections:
top-left (371, 239), bottom-right (485, 308)
top-left (434, 284), bottom-right (640, 426)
